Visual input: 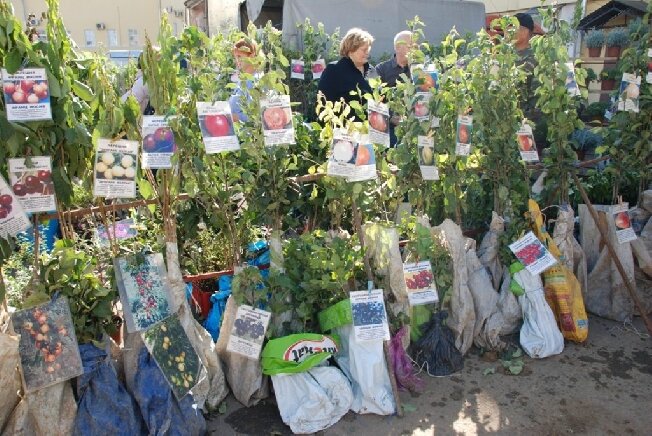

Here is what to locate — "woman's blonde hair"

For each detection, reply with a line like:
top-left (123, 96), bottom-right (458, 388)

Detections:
top-left (339, 28), bottom-right (374, 57)
top-left (233, 38), bottom-right (257, 57)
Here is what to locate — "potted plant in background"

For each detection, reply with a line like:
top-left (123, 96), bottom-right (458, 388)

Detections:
top-left (600, 68), bottom-right (620, 91)
top-left (605, 27), bottom-right (628, 57)
top-left (580, 101), bottom-right (609, 123)
top-left (585, 29), bottom-right (605, 57)
top-left (585, 67), bottom-right (598, 88)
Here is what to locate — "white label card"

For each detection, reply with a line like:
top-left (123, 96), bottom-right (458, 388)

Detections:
top-left (226, 305), bottom-right (271, 360)
top-left (93, 139), bottom-right (138, 199)
top-left (1, 68), bottom-right (52, 121)
top-left (350, 289), bottom-right (390, 342)
top-left (403, 261), bottom-right (439, 305)
top-left (508, 231), bottom-right (557, 275)
top-left (8, 156), bottom-right (56, 213)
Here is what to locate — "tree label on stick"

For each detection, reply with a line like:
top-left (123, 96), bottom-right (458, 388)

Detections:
top-left (565, 63), bottom-right (580, 97)
top-left (403, 261), bottom-right (438, 306)
top-left (413, 92), bottom-right (430, 122)
top-left (509, 231), bottom-right (557, 275)
top-left (612, 203), bottom-right (636, 244)
top-left (290, 59), bottom-right (305, 80)
top-left (141, 116), bottom-right (176, 169)
top-left (196, 101), bottom-right (239, 154)
top-left (261, 95), bottom-right (295, 146)
top-left (368, 100), bottom-right (390, 146)
top-left (411, 63), bottom-right (438, 92)
top-left (2, 68), bottom-right (52, 121)
top-left (327, 129), bottom-right (377, 182)
top-left (516, 124), bottom-right (539, 162)
top-left (455, 115), bottom-right (473, 156)
top-left (93, 139), bottom-right (138, 199)
top-left (418, 135), bottom-right (439, 180)
top-left (227, 305), bottom-right (271, 360)
top-left (0, 175), bottom-right (31, 238)
top-left (8, 156), bottom-right (56, 213)
top-left (646, 49), bottom-right (651, 84)
top-left (617, 73), bottom-right (641, 113)
top-left (350, 289), bottom-right (390, 342)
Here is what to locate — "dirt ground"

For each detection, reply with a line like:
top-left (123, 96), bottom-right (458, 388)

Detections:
top-left (206, 314), bottom-right (652, 435)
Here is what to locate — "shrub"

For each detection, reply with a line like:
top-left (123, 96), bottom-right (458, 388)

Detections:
top-left (606, 27), bottom-right (628, 47)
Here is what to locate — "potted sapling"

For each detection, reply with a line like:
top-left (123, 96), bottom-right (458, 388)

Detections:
top-left (605, 28), bottom-right (628, 58)
top-left (585, 29), bottom-right (605, 58)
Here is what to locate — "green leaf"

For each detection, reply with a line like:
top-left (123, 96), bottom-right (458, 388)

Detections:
top-left (4, 48), bottom-right (22, 73)
top-left (72, 79), bottom-right (94, 102)
top-left (483, 367), bottom-right (496, 376)
top-left (508, 364), bottom-right (523, 375)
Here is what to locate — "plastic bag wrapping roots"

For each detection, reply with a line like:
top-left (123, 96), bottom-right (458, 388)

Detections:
top-left (72, 344), bottom-right (144, 436)
top-left (465, 248), bottom-right (500, 350)
top-left (477, 212), bottom-right (505, 290)
top-left (0, 310), bottom-right (21, 432)
top-left (552, 206), bottom-right (588, 296)
top-left (167, 242), bottom-right (229, 411)
top-left (411, 311), bottom-right (464, 377)
top-left (132, 347), bottom-right (206, 436)
top-left (271, 366), bottom-right (353, 434)
top-left (389, 326), bottom-right (424, 393)
top-left (332, 324), bottom-right (395, 415)
top-left (216, 297), bottom-right (269, 406)
top-left (514, 269), bottom-right (564, 359)
top-left (2, 381), bottom-right (77, 436)
top-left (633, 218), bottom-right (652, 315)
top-left (579, 206), bottom-right (636, 322)
top-left (432, 219), bottom-right (475, 354)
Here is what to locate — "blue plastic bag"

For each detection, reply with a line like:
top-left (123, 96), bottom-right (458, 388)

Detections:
top-left (73, 344), bottom-right (144, 436)
top-left (203, 289), bottom-right (232, 342)
top-left (132, 347), bottom-right (206, 435)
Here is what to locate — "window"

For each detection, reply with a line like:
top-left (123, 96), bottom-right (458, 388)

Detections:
top-left (84, 29), bottom-right (96, 47)
top-left (128, 29), bottom-right (139, 47)
top-left (107, 29), bottom-right (119, 47)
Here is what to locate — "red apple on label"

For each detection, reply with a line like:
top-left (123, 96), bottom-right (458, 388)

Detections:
top-left (458, 124), bottom-right (469, 143)
top-left (0, 209), bottom-right (7, 219)
top-left (369, 111), bottom-right (387, 132)
top-left (143, 134), bottom-right (157, 152)
top-left (0, 195), bottom-right (12, 206)
top-left (312, 62), bottom-right (325, 74)
top-left (2, 205), bottom-right (11, 215)
top-left (414, 101), bottom-right (428, 117)
top-left (418, 73), bottom-right (436, 92)
top-left (292, 63), bottom-right (304, 73)
top-left (11, 90), bottom-right (26, 103)
top-left (615, 212), bottom-right (630, 229)
top-left (154, 127), bottom-right (174, 144)
top-left (13, 183), bottom-right (26, 196)
top-left (34, 85), bottom-right (48, 100)
top-left (21, 80), bottom-right (35, 93)
top-left (3, 82), bottom-right (16, 95)
top-left (27, 93), bottom-right (39, 104)
top-left (25, 175), bottom-right (41, 188)
top-left (263, 107), bottom-right (288, 130)
top-left (37, 170), bottom-right (51, 182)
top-left (355, 144), bottom-right (372, 165)
top-left (204, 114), bottom-right (230, 137)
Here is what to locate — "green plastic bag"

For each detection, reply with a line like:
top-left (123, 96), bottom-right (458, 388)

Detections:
top-left (261, 333), bottom-right (340, 376)
top-left (410, 304), bottom-right (433, 342)
top-left (318, 299), bottom-right (352, 332)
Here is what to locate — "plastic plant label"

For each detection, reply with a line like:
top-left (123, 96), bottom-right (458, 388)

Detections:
top-left (431, 116), bottom-right (440, 128)
top-left (227, 305), bottom-right (271, 360)
top-left (509, 231), bottom-right (557, 275)
top-left (12, 297), bottom-right (83, 392)
top-left (0, 174), bottom-right (31, 238)
top-left (411, 63), bottom-right (438, 92)
top-left (617, 73), bottom-right (641, 113)
top-left (197, 101), bottom-right (239, 154)
top-left (350, 289), bottom-right (390, 342)
top-left (368, 100), bottom-right (390, 147)
top-left (1, 68), bottom-right (52, 121)
top-left (403, 261), bottom-right (439, 306)
top-left (8, 156), bottom-right (56, 213)
top-left (455, 115), bottom-right (473, 156)
top-left (647, 49), bottom-right (651, 84)
top-left (565, 63), bottom-right (580, 97)
top-left (516, 124), bottom-right (539, 162)
top-left (327, 128), bottom-right (377, 182)
top-left (96, 218), bottom-right (138, 246)
top-left (140, 116), bottom-right (176, 169)
top-left (612, 203), bottom-right (636, 244)
top-left (261, 95), bottom-right (295, 146)
top-left (418, 135), bottom-right (439, 180)
top-left (311, 59), bottom-right (326, 80)
top-left (413, 92), bottom-right (430, 121)
top-left (290, 59), bottom-right (305, 80)
top-left (93, 139), bottom-right (138, 199)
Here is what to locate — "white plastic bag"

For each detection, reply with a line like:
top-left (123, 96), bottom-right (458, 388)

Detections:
top-left (332, 324), bottom-right (395, 415)
top-left (0, 309), bottom-right (21, 433)
top-left (271, 366), bottom-right (353, 434)
top-left (477, 212), bottom-right (505, 290)
top-left (515, 268), bottom-right (564, 358)
top-left (553, 206), bottom-right (588, 295)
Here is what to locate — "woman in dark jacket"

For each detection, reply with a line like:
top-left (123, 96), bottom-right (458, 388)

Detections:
top-left (317, 27), bottom-right (375, 108)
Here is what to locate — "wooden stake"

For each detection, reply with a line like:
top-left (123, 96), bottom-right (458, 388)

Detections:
top-left (573, 174), bottom-right (652, 337)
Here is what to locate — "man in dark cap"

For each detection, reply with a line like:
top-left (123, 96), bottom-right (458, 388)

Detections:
top-left (514, 12), bottom-right (546, 150)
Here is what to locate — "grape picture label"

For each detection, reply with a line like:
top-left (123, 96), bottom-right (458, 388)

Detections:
top-left (290, 59), bottom-right (305, 80)
top-left (2, 68), bottom-right (52, 121)
top-left (509, 231), bottom-right (558, 275)
top-left (8, 156), bottom-right (56, 213)
top-left (327, 129), bottom-right (377, 182)
top-left (612, 203), bottom-right (637, 244)
top-left (260, 95), bottom-right (295, 146)
top-left (0, 175), bottom-right (31, 238)
top-left (227, 305), bottom-right (271, 360)
top-left (455, 115), bottom-right (473, 156)
top-left (141, 116), bottom-right (177, 169)
top-left (516, 124), bottom-right (539, 162)
top-left (368, 100), bottom-right (390, 147)
top-left (196, 101), bottom-right (239, 153)
top-left (350, 289), bottom-right (390, 342)
top-left (403, 261), bottom-right (439, 306)
top-left (93, 139), bottom-right (138, 198)
top-left (418, 135), bottom-right (439, 180)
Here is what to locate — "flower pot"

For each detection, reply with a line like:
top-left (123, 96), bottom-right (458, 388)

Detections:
top-left (606, 46), bottom-right (621, 58)
top-left (601, 79), bottom-right (615, 91)
top-left (588, 46), bottom-right (602, 58)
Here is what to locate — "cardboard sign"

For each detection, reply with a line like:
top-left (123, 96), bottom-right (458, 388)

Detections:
top-left (403, 261), bottom-right (439, 305)
top-left (227, 305), bottom-right (271, 360)
top-left (261, 95), bottom-right (295, 146)
top-left (141, 116), bottom-right (176, 169)
top-left (2, 68), bottom-right (52, 121)
top-left (8, 156), bottom-right (56, 213)
top-left (368, 100), bottom-right (390, 147)
top-left (93, 139), bottom-right (138, 198)
top-left (197, 101), bottom-right (239, 154)
top-left (350, 289), bottom-right (390, 342)
top-left (418, 135), bottom-right (439, 180)
top-left (509, 231), bottom-right (557, 275)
